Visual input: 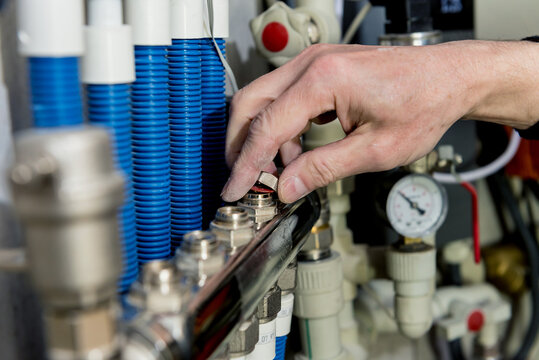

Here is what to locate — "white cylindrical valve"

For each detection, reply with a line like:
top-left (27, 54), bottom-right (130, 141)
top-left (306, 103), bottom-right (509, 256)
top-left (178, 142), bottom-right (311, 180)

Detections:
top-left (387, 244), bottom-right (436, 339)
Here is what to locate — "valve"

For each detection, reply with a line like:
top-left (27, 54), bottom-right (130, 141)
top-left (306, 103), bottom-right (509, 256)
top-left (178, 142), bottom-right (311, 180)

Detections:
top-left (250, 1), bottom-right (340, 67)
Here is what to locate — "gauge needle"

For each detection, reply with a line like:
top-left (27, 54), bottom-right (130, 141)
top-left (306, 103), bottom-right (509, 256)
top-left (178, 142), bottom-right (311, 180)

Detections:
top-left (398, 191), bottom-right (426, 215)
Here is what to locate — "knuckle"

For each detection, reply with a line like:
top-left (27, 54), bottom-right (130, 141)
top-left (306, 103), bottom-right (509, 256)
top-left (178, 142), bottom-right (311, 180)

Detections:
top-left (305, 155), bottom-right (339, 188)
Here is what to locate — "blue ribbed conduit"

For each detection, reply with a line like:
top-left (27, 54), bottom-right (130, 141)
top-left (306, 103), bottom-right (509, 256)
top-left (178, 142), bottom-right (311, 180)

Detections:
top-left (87, 84), bottom-right (139, 293)
top-left (168, 39), bottom-right (203, 251)
top-left (28, 57), bottom-right (84, 127)
top-left (131, 45), bottom-right (171, 263)
top-left (274, 335), bottom-right (287, 360)
top-left (201, 38), bottom-right (227, 227)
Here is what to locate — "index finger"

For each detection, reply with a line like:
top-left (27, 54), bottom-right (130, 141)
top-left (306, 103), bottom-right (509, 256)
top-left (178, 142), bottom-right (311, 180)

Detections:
top-left (221, 68), bottom-right (336, 202)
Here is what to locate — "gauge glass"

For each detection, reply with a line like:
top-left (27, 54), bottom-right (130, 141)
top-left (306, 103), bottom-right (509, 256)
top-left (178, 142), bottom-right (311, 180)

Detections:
top-left (386, 174), bottom-right (448, 238)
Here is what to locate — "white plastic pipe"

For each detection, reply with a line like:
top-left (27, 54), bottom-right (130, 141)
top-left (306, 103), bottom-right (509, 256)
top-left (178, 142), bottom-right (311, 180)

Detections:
top-left (433, 130), bottom-right (521, 184)
top-left (298, 316), bottom-right (344, 359)
top-left (251, 319), bottom-right (276, 360)
top-left (87, 0), bottom-right (123, 26)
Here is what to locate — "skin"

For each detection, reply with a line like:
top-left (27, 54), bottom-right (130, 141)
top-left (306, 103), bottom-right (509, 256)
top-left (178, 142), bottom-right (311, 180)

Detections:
top-left (221, 40), bottom-right (539, 203)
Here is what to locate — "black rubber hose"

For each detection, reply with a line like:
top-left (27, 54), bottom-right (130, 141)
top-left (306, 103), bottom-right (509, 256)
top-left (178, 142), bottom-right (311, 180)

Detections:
top-left (493, 173), bottom-right (539, 360)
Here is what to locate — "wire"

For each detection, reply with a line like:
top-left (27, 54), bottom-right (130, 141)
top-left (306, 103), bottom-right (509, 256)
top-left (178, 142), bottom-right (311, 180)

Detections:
top-left (493, 173), bottom-right (539, 360)
top-left (433, 130), bottom-right (521, 184)
top-left (205, 0), bottom-right (239, 94)
top-left (341, 1), bottom-right (372, 44)
top-left (460, 181), bottom-right (480, 264)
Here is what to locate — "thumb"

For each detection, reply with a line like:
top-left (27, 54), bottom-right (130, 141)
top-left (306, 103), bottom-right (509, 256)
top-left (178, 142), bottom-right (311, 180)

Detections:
top-left (277, 133), bottom-right (381, 203)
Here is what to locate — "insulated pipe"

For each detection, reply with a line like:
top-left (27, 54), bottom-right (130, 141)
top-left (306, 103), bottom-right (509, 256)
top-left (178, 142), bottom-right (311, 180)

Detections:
top-left (169, 0), bottom-right (205, 250)
top-left (82, 2), bottom-right (138, 292)
top-left (17, 0), bottom-right (85, 128)
top-left (124, 192), bottom-right (321, 360)
top-left (126, 0), bottom-right (172, 263)
top-left (201, 0), bottom-right (229, 227)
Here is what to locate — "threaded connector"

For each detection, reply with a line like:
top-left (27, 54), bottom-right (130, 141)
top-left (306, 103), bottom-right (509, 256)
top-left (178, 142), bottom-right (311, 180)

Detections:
top-left (210, 206), bottom-right (255, 253)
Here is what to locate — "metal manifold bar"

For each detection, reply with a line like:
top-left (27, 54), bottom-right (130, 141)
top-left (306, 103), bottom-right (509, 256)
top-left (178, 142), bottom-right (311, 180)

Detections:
top-left (127, 193), bottom-right (320, 360)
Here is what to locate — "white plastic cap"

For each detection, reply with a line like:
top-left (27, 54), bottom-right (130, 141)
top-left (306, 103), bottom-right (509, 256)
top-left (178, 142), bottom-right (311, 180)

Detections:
top-left (126, 0), bottom-right (171, 45)
top-left (203, 0), bottom-right (229, 38)
top-left (17, 0), bottom-right (84, 57)
top-left (170, 0), bottom-right (229, 39)
top-left (87, 0), bottom-right (122, 26)
top-left (82, 25), bottom-right (135, 84)
top-left (170, 0), bottom-right (205, 39)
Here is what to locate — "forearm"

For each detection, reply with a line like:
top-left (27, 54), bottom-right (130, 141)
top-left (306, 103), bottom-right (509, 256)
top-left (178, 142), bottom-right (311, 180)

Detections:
top-left (459, 40), bottom-right (539, 129)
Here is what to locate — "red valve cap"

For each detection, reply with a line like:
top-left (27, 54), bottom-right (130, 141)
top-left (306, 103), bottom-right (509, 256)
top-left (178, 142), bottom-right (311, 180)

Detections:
top-left (467, 310), bottom-right (485, 332)
top-left (262, 22), bottom-right (288, 52)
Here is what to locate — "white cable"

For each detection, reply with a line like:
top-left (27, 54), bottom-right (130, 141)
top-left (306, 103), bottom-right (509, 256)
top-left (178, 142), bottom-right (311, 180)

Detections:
top-left (205, 0), bottom-right (239, 94)
top-left (433, 130), bottom-right (521, 184)
top-left (341, 1), bottom-right (371, 44)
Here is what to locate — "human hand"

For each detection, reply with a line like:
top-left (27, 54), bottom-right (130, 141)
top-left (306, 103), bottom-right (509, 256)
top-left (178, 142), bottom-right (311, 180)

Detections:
top-left (221, 41), bottom-right (539, 203)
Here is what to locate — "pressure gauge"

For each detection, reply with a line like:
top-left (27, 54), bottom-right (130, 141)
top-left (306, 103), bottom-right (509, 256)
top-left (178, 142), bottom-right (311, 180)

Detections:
top-left (386, 174), bottom-right (448, 238)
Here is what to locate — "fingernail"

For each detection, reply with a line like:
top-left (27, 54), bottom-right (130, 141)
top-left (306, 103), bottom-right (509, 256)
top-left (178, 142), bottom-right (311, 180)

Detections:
top-left (280, 176), bottom-right (308, 203)
top-left (221, 179), bottom-right (231, 200)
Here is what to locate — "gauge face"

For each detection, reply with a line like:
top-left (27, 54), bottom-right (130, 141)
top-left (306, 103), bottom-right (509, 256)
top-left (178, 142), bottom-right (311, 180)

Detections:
top-left (386, 174), bottom-right (448, 238)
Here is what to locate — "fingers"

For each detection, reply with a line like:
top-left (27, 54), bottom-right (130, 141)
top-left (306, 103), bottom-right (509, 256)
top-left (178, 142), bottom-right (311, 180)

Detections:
top-left (221, 71), bottom-right (336, 202)
top-left (277, 129), bottom-right (396, 203)
top-left (225, 45), bottom-right (330, 168)
top-left (279, 136), bottom-right (302, 166)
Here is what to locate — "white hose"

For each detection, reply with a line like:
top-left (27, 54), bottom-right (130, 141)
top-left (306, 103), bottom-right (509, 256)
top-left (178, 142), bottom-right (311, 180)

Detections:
top-left (433, 130), bottom-right (521, 184)
top-left (341, 2), bottom-right (371, 44)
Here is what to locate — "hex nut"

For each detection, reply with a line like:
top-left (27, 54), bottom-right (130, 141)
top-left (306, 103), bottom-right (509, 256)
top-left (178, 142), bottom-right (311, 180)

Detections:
top-left (229, 315), bottom-right (259, 356)
top-left (277, 261), bottom-right (297, 294)
top-left (210, 207), bottom-right (255, 249)
top-left (238, 192), bottom-right (277, 224)
top-left (256, 171), bottom-right (278, 192)
top-left (45, 305), bottom-right (117, 356)
top-left (257, 286), bottom-right (281, 322)
top-left (128, 261), bottom-right (188, 313)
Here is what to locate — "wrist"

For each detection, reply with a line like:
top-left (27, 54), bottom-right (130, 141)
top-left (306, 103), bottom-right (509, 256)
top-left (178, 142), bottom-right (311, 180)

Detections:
top-left (460, 40), bottom-right (539, 129)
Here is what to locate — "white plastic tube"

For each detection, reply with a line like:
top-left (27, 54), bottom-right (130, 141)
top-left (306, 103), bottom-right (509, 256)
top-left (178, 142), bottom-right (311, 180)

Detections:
top-left (433, 130), bottom-right (521, 184)
top-left (250, 319), bottom-right (276, 360)
top-left (88, 0), bottom-right (122, 26)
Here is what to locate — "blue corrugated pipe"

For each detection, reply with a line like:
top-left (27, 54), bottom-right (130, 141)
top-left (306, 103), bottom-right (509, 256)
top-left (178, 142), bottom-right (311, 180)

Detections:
top-left (168, 39), bottom-right (203, 252)
top-left (131, 45), bottom-right (171, 263)
top-left (28, 57), bottom-right (83, 127)
top-left (87, 84), bottom-right (139, 293)
top-left (201, 38), bottom-right (227, 227)
top-left (275, 335), bottom-right (287, 360)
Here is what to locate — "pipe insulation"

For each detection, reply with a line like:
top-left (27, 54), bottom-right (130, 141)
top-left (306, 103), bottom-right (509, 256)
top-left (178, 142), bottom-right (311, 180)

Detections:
top-left (169, 0), bottom-right (207, 251)
top-left (201, 37), bottom-right (227, 227)
top-left (82, 14), bottom-right (137, 292)
top-left (17, 0), bottom-right (85, 128)
top-left (126, 0), bottom-right (172, 263)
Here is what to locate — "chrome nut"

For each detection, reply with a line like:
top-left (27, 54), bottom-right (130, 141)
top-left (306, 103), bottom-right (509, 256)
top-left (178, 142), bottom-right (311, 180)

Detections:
top-left (237, 192), bottom-right (277, 224)
top-left (301, 225), bottom-right (333, 252)
top-left (229, 315), bottom-right (259, 356)
top-left (176, 231), bottom-right (226, 286)
top-left (256, 172), bottom-right (278, 192)
top-left (277, 260), bottom-right (297, 294)
top-left (45, 305), bottom-right (118, 357)
top-left (210, 207), bottom-right (255, 249)
top-left (257, 285), bottom-right (281, 323)
top-left (129, 261), bottom-right (188, 313)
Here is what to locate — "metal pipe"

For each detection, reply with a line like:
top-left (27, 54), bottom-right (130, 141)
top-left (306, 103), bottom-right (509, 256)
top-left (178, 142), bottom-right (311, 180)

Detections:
top-left (127, 192), bottom-right (320, 360)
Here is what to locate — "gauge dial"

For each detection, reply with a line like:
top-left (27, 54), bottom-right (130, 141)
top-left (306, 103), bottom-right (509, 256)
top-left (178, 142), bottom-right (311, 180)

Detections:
top-left (386, 174), bottom-right (448, 238)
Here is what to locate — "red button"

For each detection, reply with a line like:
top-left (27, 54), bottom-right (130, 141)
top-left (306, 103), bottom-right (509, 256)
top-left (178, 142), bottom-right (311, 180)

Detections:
top-left (467, 310), bottom-right (484, 332)
top-left (262, 22), bottom-right (288, 52)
